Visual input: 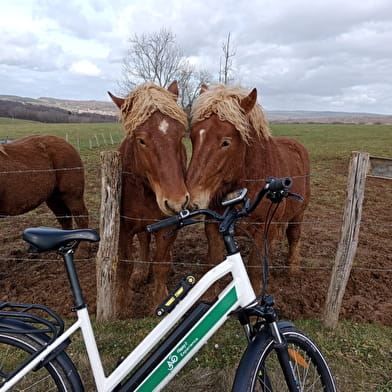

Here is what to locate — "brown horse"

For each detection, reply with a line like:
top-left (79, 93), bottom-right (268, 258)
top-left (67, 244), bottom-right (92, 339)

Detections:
top-left (108, 81), bottom-right (189, 317)
top-left (0, 134), bottom-right (89, 230)
top-left (186, 84), bottom-right (310, 291)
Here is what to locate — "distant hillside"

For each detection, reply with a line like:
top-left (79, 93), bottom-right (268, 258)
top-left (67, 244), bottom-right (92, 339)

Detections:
top-left (37, 96), bottom-right (118, 117)
top-left (267, 110), bottom-right (392, 125)
top-left (0, 95), bottom-right (117, 123)
top-left (1, 94), bottom-right (391, 124)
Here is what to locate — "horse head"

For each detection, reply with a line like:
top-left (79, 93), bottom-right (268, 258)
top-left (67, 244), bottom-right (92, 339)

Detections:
top-left (109, 81), bottom-right (190, 215)
top-left (187, 84), bottom-right (269, 209)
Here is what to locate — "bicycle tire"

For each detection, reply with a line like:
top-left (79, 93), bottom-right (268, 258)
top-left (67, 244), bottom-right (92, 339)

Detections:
top-left (232, 326), bottom-right (337, 392)
top-left (0, 331), bottom-right (83, 391)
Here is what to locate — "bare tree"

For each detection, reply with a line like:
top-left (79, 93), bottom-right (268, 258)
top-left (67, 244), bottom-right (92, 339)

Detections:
top-left (118, 27), bottom-right (211, 114)
top-left (177, 65), bottom-right (211, 121)
top-left (118, 27), bottom-right (186, 92)
top-left (219, 32), bottom-right (236, 84)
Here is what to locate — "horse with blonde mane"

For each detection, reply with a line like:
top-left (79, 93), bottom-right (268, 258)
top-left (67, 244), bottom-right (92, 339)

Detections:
top-left (186, 84), bottom-right (310, 291)
top-left (108, 81), bottom-right (189, 317)
top-left (0, 135), bottom-right (89, 230)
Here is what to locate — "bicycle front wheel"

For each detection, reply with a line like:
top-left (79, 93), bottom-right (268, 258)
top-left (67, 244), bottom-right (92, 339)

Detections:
top-left (0, 331), bottom-right (81, 391)
top-left (232, 326), bottom-right (336, 392)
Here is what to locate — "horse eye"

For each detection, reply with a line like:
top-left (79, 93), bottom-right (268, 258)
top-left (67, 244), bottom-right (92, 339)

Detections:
top-left (138, 138), bottom-right (146, 146)
top-left (221, 140), bottom-right (231, 148)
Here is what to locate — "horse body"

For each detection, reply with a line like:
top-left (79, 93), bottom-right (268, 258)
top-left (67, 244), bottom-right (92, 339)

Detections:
top-left (109, 81), bottom-right (189, 317)
top-left (0, 135), bottom-right (88, 230)
top-left (186, 85), bottom-right (310, 291)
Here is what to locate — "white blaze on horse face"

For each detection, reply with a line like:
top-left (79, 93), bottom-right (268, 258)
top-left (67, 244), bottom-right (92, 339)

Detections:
top-left (159, 119), bottom-right (169, 134)
top-left (199, 129), bottom-right (206, 144)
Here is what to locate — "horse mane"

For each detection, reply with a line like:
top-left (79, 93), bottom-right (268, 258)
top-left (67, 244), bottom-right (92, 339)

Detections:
top-left (191, 84), bottom-right (271, 143)
top-left (120, 83), bottom-right (187, 135)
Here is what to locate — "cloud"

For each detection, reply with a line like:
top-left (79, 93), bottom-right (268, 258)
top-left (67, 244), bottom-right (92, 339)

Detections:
top-left (34, 0), bottom-right (115, 40)
top-left (1, 0), bottom-right (391, 113)
top-left (0, 35), bottom-right (65, 72)
top-left (69, 60), bottom-right (101, 76)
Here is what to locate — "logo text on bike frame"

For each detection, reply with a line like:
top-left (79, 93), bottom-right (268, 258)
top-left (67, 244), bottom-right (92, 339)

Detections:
top-left (136, 286), bottom-right (238, 391)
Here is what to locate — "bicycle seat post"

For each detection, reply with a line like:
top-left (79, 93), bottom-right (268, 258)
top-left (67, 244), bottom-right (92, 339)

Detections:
top-left (59, 244), bottom-right (86, 311)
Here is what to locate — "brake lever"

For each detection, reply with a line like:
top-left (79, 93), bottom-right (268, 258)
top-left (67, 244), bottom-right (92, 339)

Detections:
top-left (288, 192), bottom-right (304, 202)
top-left (266, 190), bottom-right (288, 203)
top-left (267, 189), bottom-right (304, 204)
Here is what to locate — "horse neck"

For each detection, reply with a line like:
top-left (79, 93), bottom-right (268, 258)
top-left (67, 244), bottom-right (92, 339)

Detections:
top-left (244, 136), bottom-right (282, 180)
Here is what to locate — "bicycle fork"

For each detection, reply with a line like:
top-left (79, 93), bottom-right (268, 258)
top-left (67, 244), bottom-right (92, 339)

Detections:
top-left (269, 321), bottom-right (300, 392)
top-left (239, 297), bottom-right (301, 392)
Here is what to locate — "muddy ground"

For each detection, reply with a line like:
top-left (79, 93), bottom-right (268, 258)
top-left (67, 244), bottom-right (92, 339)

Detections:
top-left (1, 173), bottom-right (391, 326)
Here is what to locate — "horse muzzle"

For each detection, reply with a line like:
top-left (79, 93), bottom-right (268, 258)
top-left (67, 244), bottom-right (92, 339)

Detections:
top-left (160, 193), bottom-right (190, 216)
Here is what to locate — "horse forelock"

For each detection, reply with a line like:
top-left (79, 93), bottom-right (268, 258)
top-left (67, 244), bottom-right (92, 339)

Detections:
top-left (120, 83), bottom-right (187, 135)
top-left (191, 84), bottom-right (271, 143)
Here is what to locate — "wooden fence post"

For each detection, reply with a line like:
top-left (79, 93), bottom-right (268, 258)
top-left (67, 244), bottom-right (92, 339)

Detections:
top-left (96, 151), bottom-right (121, 321)
top-left (323, 151), bottom-right (369, 329)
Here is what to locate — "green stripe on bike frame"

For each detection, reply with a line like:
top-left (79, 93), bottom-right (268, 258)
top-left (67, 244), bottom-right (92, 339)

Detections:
top-left (136, 286), bottom-right (238, 392)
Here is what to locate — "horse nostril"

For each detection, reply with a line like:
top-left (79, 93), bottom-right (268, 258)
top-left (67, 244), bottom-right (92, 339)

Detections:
top-left (164, 200), bottom-right (177, 215)
top-left (182, 194), bottom-right (190, 210)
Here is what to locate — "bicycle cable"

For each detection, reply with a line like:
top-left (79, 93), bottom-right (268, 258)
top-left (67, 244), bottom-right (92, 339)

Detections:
top-left (258, 201), bottom-right (280, 302)
top-left (226, 197), bottom-right (282, 306)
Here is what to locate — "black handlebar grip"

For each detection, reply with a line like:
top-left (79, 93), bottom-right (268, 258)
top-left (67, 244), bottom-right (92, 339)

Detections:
top-left (146, 215), bottom-right (180, 233)
top-left (267, 177), bottom-right (292, 192)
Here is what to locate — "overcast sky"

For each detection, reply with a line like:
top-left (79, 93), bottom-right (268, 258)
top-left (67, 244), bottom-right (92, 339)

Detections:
top-left (1, 0), bottom-right (392, 114)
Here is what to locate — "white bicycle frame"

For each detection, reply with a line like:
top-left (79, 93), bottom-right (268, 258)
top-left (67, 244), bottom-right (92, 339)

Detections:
top-left (1, 251), bottom-right (256, 392)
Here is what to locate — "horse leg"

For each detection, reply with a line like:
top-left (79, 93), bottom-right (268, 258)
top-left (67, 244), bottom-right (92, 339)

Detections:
top-left (50, 192), bottom-right (90, 258)
top-left (205, 222), bottom-right (226, 299)
top-left (115, 220), bottom-right (136, 319)
top-left (46, 196), bottom-right (73, 230)
top-left (129, 231), bottom-right (151, 288)
top-left (286, 212), bottom-right (305, 274)
top-left (69, 200), bottom-right (89, 229)
top-left (206, 222), bottom-right (225, 265)
top-left (60, 194), bottom-right (89, 229)
top-left (150, 231), bottom-right (177, 314)
top-left (247, 224), bottom-right (279, 294)
top-left (247, 234), bottom-right (263, 295)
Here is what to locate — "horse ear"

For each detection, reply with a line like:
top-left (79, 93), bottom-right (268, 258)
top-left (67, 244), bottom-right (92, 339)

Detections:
top-left (108, 91), bottom-right (125, 109)
top-left (167, 81), bottom-right (179, 98)
top-left (239, 88), bottom-right (257, 114)
top-left (200, 84), bottom-right (209, 94)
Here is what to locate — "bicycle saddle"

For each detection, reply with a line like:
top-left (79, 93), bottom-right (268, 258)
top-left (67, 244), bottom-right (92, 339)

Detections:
top-left (23, 227), bottom-right (100, 253)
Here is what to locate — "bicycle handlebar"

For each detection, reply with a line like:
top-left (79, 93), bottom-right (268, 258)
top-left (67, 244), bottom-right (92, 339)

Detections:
top-left (246, 177), bottom-right (292, 213)
top-left (146, 209), bottom-right (221, 233)
top-left (146, 214), bottom-right (183, 233)
top-left (267, 177), bottom-right (292, 192)
top-left (146, 177), bottom-right (295, 234)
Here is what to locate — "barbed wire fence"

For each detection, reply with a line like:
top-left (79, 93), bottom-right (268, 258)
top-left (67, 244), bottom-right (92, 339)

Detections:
top-left (1, 164), bottom-right (391, 273)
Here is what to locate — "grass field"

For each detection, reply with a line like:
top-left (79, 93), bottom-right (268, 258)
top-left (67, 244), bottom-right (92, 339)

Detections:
top-left (1, 118), bottom-right (391, 391)
top-left (68, 317), bottom-right (391, 391)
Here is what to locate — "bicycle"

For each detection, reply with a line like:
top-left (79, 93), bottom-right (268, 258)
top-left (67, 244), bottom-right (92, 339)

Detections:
top-left (0, 177), bottom-right (337, 391)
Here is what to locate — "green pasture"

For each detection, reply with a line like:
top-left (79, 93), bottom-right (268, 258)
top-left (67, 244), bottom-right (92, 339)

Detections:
top-left (273, 123), bottom-right (391, 159)
top-left (1, 118), bottom-right (391, 391)
top-left (0, 117), bottom-right (123, 153)
top-left (1, 117), bottom-right (391, 161)
top-left (2, 118), bottom-right (390, 216)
